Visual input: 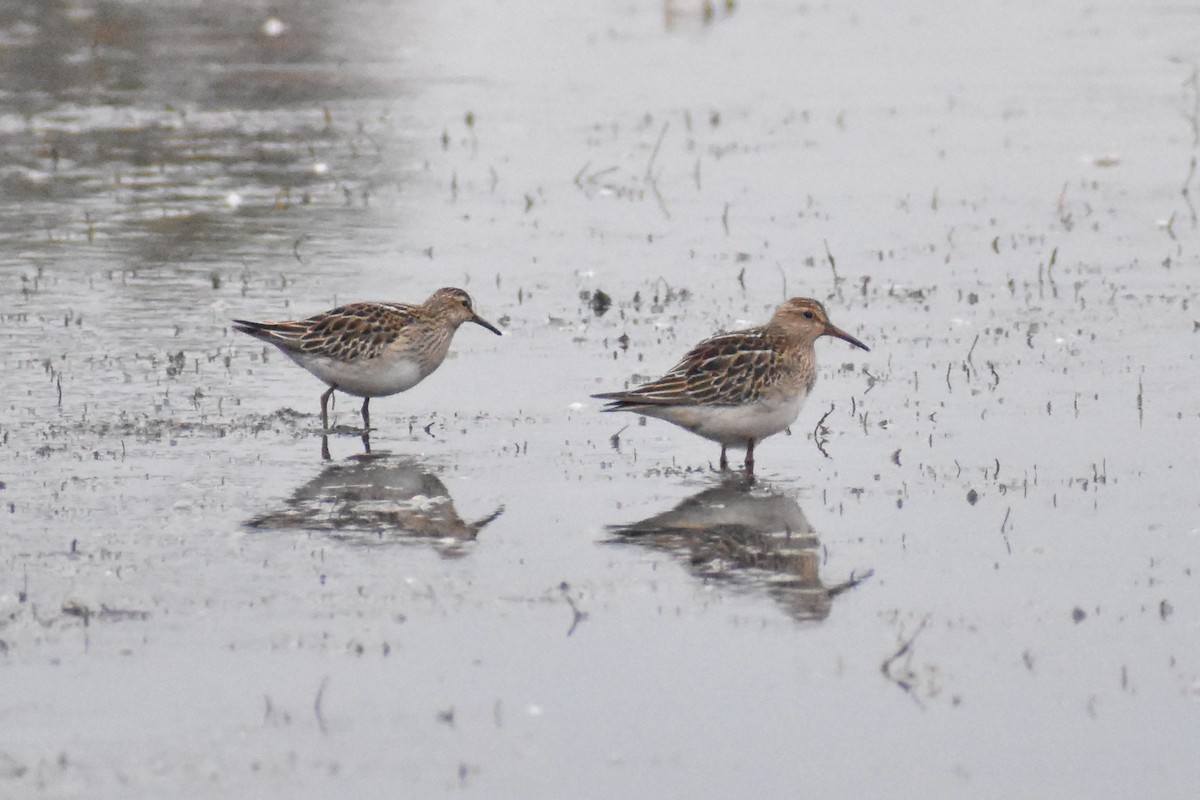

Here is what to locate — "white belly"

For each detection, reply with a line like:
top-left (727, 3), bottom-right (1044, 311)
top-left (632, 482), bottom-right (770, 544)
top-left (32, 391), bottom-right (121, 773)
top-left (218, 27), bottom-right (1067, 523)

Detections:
top-left (645, 391), bottom-right (806, 448)
top-left (285, 351), bottom-right (425, 398)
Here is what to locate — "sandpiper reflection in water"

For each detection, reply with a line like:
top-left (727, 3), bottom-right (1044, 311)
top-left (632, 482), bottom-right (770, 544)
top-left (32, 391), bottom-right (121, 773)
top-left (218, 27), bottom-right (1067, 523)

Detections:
top-left (607, 477), bottom-right (870, 621)
top-left (247, 452), bottom-right (503, 558)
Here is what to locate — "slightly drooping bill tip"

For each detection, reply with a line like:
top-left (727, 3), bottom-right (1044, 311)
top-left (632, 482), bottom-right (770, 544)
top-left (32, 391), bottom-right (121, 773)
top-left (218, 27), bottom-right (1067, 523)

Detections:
top-left (826, 324), bottom-right (870, 352)
top-left (473, 315), bottom-right (504, 336)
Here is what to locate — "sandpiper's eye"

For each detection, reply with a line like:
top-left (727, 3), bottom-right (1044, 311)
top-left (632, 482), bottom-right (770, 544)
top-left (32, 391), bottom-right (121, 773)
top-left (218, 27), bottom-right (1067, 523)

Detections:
top-left (803, 310), bottom-right (815, 320)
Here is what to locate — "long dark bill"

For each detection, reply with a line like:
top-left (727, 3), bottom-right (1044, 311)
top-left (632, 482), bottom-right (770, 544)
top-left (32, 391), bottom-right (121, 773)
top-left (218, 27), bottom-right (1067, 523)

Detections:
top-left (825, 323), bottom-right (869, 352)
top-left (472, 314), bottom-right (503, 335)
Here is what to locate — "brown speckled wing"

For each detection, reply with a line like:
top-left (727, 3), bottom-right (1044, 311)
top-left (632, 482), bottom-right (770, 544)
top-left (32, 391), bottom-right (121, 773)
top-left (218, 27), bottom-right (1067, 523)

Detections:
top-left (236, 302), bottom-right (419, 362)
top-left (603, 328), bottom-right (784, 407)
top-left (295, 303), bottom-right (418, 360)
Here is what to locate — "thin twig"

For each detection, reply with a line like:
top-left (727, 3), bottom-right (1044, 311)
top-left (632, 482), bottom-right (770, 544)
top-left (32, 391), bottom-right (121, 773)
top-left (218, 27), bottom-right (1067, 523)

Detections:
top-left (314, 676), bottom-right (330, 735)
top-left (823, 239), bottom-right (844, 302)
top-left (881, 616), bottom-right (930, 704)
top-left (826, 568), bottom-right (875, 598)
top-left (812, 403), bottom-right (835, 459)
top-left (1182, 155), bottom-right (1197, 227)
top-left (559, 582), bottom-right (588, 637)
top-left (649, 177), bottom-right (671, 220)
top-left (609, 424), bottom-right (628, 451)
top-left (645, 121), bottom-right (669, 180)
top-left (966, 334), bottom-right (979, 368)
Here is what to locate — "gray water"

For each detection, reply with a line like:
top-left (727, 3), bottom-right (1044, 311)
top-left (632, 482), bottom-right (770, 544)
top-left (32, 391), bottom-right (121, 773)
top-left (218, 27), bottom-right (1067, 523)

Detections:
top-left (2, 1), bottom-right (1199, 797)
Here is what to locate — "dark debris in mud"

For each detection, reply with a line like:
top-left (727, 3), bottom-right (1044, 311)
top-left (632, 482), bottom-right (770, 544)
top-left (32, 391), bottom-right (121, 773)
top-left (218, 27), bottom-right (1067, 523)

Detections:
top-left (61, 600), bottom-right (152, 626)
top-left (36, 408), bottom-right (318, 444)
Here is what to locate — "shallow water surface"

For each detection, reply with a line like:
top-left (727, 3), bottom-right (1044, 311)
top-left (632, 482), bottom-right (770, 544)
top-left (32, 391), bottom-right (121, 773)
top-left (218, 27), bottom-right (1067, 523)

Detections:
top-left (2, 1), bottom-right (1199, 798)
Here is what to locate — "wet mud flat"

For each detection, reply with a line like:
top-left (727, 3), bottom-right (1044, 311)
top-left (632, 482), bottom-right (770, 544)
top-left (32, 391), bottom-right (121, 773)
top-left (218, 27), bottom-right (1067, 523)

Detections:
top-left (2, 1), bottom-right (1200, 798)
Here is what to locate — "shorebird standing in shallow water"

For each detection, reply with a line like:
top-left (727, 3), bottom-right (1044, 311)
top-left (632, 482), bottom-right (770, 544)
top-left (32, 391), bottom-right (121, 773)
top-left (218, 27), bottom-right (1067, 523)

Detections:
top-left (234, 287), bottom-right (501, 436)
top-left (594, 297), bottom-right (868, 477)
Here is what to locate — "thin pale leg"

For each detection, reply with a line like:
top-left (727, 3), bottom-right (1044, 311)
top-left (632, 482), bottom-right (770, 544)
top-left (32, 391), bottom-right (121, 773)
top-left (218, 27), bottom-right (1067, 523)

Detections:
top-left (744, 438), bottom-right (756, 478)
top-left (320, 434), bottom-right (331, 461)
top-left (719, 445), bottom-right (729, 471)
top-left (320, 385), bottom-right (336, 431)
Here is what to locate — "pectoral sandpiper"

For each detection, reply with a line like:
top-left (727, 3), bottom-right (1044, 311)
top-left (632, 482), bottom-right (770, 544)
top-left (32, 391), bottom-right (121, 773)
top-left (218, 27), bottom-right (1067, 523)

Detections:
top-left (594, 297), bottom-right (868, 476)
top-left (234, 287), bottom-right (501, 432)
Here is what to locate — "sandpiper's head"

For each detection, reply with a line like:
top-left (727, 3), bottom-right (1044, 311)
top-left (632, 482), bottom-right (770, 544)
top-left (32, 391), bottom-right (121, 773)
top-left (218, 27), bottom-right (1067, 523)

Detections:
top-left (771, 297), bottom-right (869, 351)
top-left (426, 287), bottom-right (502, 335)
